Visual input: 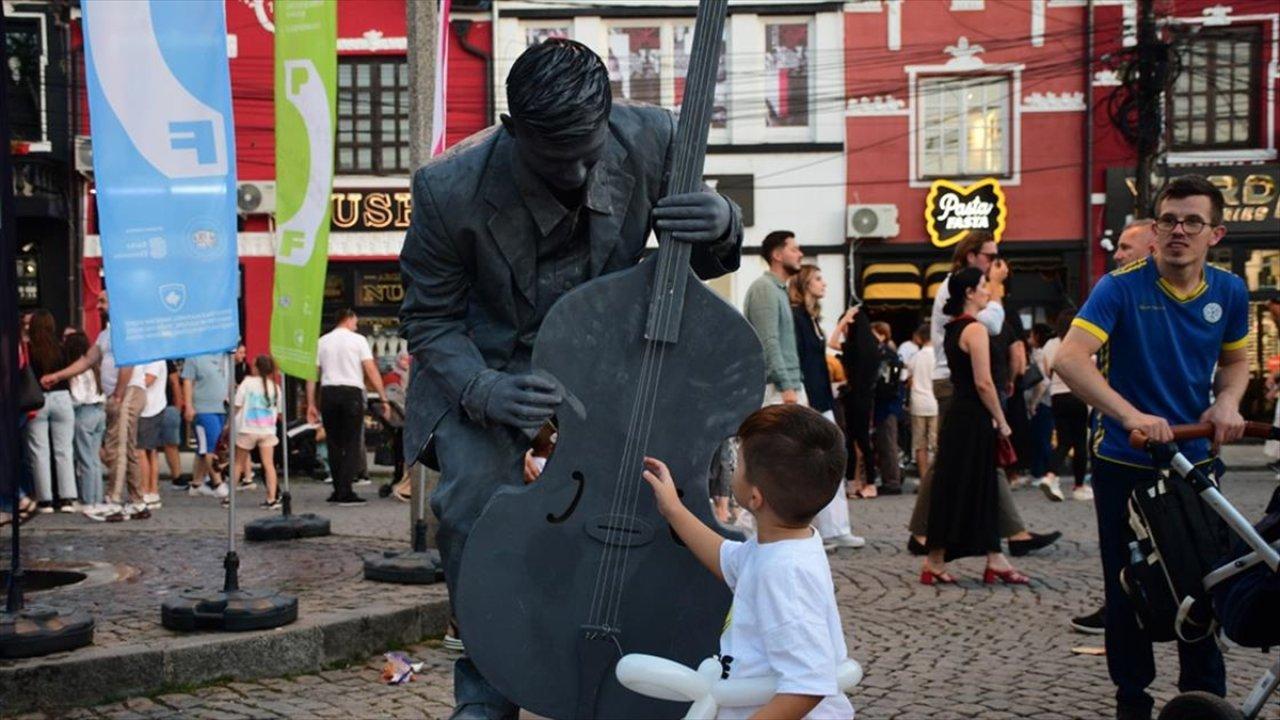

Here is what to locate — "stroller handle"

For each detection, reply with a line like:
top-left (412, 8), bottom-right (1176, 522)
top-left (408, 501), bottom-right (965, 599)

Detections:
top-left (1128, 421), bottom-right (1278, 450)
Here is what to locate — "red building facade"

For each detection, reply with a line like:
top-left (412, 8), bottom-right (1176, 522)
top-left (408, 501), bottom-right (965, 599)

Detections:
top-left (1089, 0), bottom-right (1280, 419)
top-left (842, 0), bottom-right (1089, 336)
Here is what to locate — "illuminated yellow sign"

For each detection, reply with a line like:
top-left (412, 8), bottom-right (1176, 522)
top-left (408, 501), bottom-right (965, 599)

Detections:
top-left (924, 177), bottom-right (1008, 247)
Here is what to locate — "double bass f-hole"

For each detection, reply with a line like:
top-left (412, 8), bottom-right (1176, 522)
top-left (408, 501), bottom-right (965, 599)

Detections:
top-left (546, 470), bottom-right (586, 523)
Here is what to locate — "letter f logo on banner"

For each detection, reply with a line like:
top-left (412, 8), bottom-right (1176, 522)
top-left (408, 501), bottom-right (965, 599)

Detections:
top-left (168, 121), bottom-right (219, 165)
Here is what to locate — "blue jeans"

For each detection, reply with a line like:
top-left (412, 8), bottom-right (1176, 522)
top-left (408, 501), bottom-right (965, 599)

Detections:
top-left (1028, 403), bottom-right (1054, 478)
top-left (1093, 459), bottom-right (1225, 715)
top-left (25, 390), bottom-right (77, 503)
top-left (74, 403), bottom-right (107, 506)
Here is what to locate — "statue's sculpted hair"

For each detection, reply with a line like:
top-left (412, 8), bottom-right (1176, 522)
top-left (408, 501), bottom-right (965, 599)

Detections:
top-left (506, 38), bottom-right (612, 142)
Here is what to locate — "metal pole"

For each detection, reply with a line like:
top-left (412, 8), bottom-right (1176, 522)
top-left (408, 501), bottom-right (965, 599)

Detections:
top-left (226, 354), bottom-right (236, 555)
top-left (280, 375), bottom-right (291, 516)
top-left (407, 0), bottom-right (437, 553)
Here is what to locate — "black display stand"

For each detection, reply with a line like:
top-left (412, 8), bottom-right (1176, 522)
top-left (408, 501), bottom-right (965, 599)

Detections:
top-left (364, 466), bottom-right (443, 584)
top-left (162, 357), bottom-right (297, 631)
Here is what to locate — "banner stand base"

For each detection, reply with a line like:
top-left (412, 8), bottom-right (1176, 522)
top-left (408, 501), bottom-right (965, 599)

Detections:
top-left (244, 494), bottom-right (331, 542)
top-left (0, 605), bottom-right (95, 659)
top-left (363, 549), bottom-right (444, 585)
top-left (160, 552), bottom-right (297, 632)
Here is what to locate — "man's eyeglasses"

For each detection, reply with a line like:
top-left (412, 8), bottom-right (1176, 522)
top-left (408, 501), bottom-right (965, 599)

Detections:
top-left (1153, 216), bottom-right (1211, 236)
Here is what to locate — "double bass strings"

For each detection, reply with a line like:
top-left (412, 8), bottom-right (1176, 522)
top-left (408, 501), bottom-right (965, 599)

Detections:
top-left (595, 0), bottom-right (729, 635)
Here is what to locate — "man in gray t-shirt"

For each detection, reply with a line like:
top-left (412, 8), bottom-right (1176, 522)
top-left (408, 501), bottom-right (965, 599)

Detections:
top-left (181, 353), bottom-right (229, 495)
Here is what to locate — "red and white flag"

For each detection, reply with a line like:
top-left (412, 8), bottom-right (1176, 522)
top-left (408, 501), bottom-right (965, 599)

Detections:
top-left (431, 0), bottom-right (451, 157)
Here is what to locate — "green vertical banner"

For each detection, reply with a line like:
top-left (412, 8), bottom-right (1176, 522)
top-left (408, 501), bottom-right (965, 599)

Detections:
top-left (270, 0), bottom-right (337, 380)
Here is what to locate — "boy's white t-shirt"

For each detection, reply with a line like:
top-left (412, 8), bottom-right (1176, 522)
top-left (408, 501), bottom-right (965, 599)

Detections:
top-left (717, 530), bottom-right (854, 720)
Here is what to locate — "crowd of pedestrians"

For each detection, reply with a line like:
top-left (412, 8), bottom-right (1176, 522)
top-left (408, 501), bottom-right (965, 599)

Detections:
top-left (3, 297), bottom-right (404, 529)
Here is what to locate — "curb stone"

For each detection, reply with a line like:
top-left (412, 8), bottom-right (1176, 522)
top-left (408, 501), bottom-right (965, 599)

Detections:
top-left (0, 597), bottom-right (449, 715)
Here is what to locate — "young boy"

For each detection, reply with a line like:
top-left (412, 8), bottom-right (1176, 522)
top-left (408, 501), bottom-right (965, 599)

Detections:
top-left (643, 404), bottom-right (854, 719)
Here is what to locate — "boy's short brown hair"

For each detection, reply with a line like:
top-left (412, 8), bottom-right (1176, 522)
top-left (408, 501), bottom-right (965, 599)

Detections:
top-left (737, 405), bottom-right (847, 526)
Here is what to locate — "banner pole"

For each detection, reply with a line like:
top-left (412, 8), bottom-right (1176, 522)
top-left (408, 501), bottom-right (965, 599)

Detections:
top-left (280, 375), bottom-right (292, 516)
top-left (224, 353), bottom-right (239, 591)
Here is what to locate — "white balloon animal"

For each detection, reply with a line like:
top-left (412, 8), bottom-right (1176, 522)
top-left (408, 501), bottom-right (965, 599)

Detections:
top-left (615, 653), bottom-right (862, 720)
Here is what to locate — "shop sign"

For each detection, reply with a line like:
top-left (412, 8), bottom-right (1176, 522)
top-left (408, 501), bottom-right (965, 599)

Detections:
top-left (924, 178), bottom-right (1008, 247)
top-left (329, 175), bottom-right (753, 232)
top-left (330, 189), bottom-right (413, 232)
top-left (356, 271), bottom-right (405, 307)
top-left (1104, 165), bottom-right (1280, 235)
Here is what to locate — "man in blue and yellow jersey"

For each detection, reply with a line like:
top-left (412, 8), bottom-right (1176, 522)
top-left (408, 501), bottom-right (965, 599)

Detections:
top-left (1054, 175), bottom-right (1249, 720)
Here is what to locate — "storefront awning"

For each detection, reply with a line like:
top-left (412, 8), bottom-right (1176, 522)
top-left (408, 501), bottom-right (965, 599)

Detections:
top-left (862, 263), bottom-right (922, 302)
top-left (925, 262), bottom-right (951, 299)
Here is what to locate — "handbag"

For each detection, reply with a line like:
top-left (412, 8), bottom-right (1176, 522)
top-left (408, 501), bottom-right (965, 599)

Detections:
top-left (1019, 360), bottom-right (1045, 392)
top-left (996, 433), bottom-right (1018, 468)
top-left (17, 344), bottom-right (46, 413)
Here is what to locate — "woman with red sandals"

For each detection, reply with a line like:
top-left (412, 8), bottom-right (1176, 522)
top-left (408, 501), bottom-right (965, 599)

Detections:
top-left (921, 268), bottom-right (1030, 586)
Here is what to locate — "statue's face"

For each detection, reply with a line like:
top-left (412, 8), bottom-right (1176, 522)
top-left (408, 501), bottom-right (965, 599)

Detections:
top-left (509, 120), bottom-right (609, 193)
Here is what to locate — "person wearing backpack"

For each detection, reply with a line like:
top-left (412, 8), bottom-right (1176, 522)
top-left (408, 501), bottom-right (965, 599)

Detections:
top-left (870, 322), bottom-right (905, 495)
top-left (1054, 176), bottom-right (1248, 720)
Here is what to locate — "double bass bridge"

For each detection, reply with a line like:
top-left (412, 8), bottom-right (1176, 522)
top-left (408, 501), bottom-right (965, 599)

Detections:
top-left (584, 514), bottom-right (655, 547)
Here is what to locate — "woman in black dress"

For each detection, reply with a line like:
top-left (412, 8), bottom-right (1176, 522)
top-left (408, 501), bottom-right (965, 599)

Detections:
top-left (922, 268), bottom-right (1029, 585)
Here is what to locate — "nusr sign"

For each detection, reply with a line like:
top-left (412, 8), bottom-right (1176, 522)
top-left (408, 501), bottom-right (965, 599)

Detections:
top-left (329, 189), bottom-right (413, 232)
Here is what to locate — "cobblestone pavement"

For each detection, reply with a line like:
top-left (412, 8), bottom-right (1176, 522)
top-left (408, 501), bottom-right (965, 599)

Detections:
top-left (11, 472), bottom-right (446, 654)
top-left (13, 449), bottom-right (1280, 719)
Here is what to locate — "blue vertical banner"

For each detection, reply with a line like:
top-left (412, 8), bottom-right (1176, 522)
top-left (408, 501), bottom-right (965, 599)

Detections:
top-left (82, 0), bottom-right (239, 365)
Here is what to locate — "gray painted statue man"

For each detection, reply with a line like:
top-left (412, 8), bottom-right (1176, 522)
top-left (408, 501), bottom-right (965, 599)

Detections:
top-left (398, 39), bottom-right (744, 719)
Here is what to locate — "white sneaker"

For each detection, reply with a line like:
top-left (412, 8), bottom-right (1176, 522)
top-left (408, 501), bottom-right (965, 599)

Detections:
top-left (1072, 485), bottom-right (1095, 502)
top-left (1037, 476), bottom-right (1065, 502)
top-left (355, 478), bottom-right (373, 487)
top-left (828, 533), bottom-right (867, 549)
top-left (214, 483), bottom-right (229, 499)
top-left (85, 503), bottom-right (123, 522)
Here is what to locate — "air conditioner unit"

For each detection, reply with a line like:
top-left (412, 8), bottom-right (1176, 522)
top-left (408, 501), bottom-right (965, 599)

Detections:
top-left (846, 204), bottom-right (899, 239)
top-left (74, 135), bottom-right (94, 177)
top-left (237, 181), bottom-right (277, 215)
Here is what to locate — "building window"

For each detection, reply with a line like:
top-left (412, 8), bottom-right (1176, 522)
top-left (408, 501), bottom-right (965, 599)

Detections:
top-left (1169, 26), bottom-right (1261, 149)
top-left (764, 21), bottom-right (809, 128)
top-left (917, 75), bottom-right (1010, 178)
top-left (525, 24), bottom-right (570, 47)
top-left (337, 58), bottom-right (410, 175)
top-left (5, 17), bottom-right (45, 144)
top-left (605, 21), bottom-right (727, 128)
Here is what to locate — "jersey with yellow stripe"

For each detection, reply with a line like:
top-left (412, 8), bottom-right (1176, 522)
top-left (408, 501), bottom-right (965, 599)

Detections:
top-left (1074, 258), bottom-right (1249, 468)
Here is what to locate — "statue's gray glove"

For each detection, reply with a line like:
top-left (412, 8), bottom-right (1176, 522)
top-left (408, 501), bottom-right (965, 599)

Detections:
top-left (485, 372), bottom-right (562, 430)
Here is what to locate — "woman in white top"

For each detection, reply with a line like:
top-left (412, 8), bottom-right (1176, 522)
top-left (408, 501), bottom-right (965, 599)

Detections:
top-left (1040, 310), bottom-right (1091, 502)
top-left (63, 330), bottom-right (108, 512)
top-left (233, 354), bottom-right (283, 508)
top-left (1024, 323), bottom-right (1057, 496)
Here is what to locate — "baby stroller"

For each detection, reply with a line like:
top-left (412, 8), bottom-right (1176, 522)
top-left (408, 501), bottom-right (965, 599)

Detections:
top-left (1126, 421), bottom-right (1280, 720)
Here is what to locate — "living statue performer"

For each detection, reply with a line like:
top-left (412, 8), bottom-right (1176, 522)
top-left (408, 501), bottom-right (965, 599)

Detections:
top-left (398, 39), bottom-right (744, 720)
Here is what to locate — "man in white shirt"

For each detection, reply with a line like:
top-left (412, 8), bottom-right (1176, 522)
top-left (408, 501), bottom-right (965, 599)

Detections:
top-left (906, 232), bottom-right (1061, 557)
top-left (306, 309), bottom-right (388, 505)
top-left (133, 360), bottom-right (168, 510)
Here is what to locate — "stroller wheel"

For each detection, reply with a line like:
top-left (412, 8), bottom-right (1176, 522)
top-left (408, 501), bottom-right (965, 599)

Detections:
top-left (1157, 692), bottom-right (1243, 720)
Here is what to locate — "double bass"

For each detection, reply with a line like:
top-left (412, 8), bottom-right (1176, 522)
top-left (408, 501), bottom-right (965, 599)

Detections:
top-left (454, 0), bottom-right (766, 717)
